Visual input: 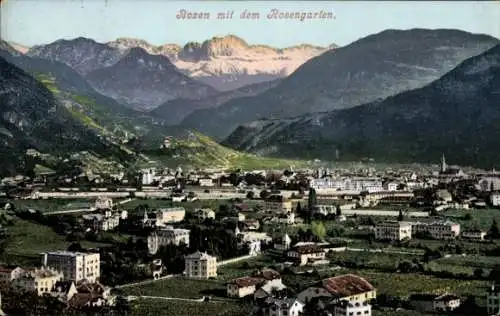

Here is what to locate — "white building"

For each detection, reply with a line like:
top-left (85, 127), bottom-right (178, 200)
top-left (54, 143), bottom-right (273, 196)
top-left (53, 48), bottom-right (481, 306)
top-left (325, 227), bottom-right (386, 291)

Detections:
top-left (287, 244), bottom-right (326, 266)
top-left (334, 300), bottom-right (371, 316)
top-left (11, 267), bottom-right (63, 296)
top-left (433, 294), bottom-right (461, 312)
top-left (310, 177), bottom-right (384, 193)
top-left (147, 226), bottom-right (190, 255)
top-left (141, 169), bottom-right (156, 185)
top-left (375, 221), bottom-right (412, 241)
top-left (82, 212), bottom-right (120, 231)
top-left (41, 251), bottom-right (100, 283)
top-left (412, 220), bottom-right (460, 240)
top-left (195, 208), bottom-right (216, 220)
top-left (143, 207), bottom-right (186, 227)
top-left (199, 178), bottom-right (214, 187)
top-left (184, 251), bottom-right (217, 279)
top-left (461, 229), bottom-right (486, 241)
top-left (94, 197), bottom-right (113, 210)
top-left (491, 193), bottom-right (500, 206)
top-left (261, 297), bottom-right (304, 316)
top-left (227, 269), bottom-right (283, 298)
top-left (384, 182), bottom-right (399, 191)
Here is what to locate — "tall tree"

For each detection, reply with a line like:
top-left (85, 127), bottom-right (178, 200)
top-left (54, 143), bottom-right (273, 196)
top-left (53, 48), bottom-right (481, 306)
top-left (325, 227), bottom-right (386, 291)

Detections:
top-left (296, 202), bottom-right (302, 214)
top-left (308, 188), bottom-right (317, 210)
top-left (490, 219), bottom-right (500, 238)
top-left (398, 210), bottom-right (404, 221)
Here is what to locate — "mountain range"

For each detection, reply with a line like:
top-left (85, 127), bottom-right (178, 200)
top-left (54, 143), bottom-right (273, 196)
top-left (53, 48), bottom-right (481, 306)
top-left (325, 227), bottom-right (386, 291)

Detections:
top-left (224, 44), bottom-right (500, 168)
top-left (85, 47), bottom-right (218, 110)
top-left (0, 41), bottom-right (293, 175)
top-left (25, 35), bottom-right (329, 110)
top-left (107, 35), bottom-right (332, 91)
top-left (181, 29), bottom-right (500, 140)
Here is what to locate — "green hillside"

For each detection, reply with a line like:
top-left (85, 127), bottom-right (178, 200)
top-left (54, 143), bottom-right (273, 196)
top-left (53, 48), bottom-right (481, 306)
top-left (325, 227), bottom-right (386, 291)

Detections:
top-left (142, 132), bottom-right (306, 170)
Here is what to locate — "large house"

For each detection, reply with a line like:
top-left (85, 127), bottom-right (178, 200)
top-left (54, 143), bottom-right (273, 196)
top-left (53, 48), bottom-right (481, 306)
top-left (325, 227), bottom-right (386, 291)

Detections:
top-left (259, 297), bottom-right (304, 316)
top-left (287, 244), bottom-right (326, 266)
top-left (409, 293), bottom-right (461, 313)
top-left (412, 220), bottom-right (460, 240)
top-left (143, 207), bottom-right (186, 227)
top-left (82, 211), bottom-right (120, 232)
top-left (227, 269), bottom-right (283, 298)
top-left (309, 177), bottom-right (384, 193)
top-left (41, 251), bottom-right (100, 283)
top-left (297, 274), bottom-right (376, 304)
top-left (11, 267), bottom-right (63, 295)
top-left (147, 226), bottom-right (190, 255)
top-left (375, 221), bottom-right (412, 241)
top-left (184, 251), bottom-right (217, 279)
top-left (94, 197), bottom-right (113, 210)
top-left (461, 229), bottom-right (487, 241)
top-left (334, 300), bottom-right (372, 316)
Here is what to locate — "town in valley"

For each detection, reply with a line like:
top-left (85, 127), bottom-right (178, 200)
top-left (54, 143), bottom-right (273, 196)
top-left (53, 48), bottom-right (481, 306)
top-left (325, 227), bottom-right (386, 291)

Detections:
top-left (1, 155), bottom-right (500, 315)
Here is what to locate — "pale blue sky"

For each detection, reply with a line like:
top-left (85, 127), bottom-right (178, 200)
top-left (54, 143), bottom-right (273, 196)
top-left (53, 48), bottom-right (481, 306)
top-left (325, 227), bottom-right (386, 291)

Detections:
top-left (1, 1), bottom-right (499, 48)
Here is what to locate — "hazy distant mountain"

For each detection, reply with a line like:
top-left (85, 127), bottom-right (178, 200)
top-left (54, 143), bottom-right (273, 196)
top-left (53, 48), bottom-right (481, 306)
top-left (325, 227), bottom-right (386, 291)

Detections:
top-left (85, 47), bottom-right (218, 110)
top-left (27, 38), bottom-right (217, 110)
top-left (0, 40), bottom-right (21, 56)
top-left (108, 37), bottom-right (181, 62)
top-left (182, 29), bottom-right (500, 140)
top-left (107, 35), bottom-right (331, 91)
top-left (8, 41), bottom-right (30, 54)
top-left (224, 44), bottom-right (500, 168)
top-left (150, 79), bottom-right (281, 125)
top-left (1, 42), bottom-right (188, 151)
top-left (28, 37), bottom-right (125, 74)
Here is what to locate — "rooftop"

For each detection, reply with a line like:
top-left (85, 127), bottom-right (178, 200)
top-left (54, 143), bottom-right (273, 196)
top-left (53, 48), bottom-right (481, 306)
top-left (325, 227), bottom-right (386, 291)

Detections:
top-left (320, 274), bottom-right (375, 298)
top-left (185, 251), bottom-right (215, 260)
top-left (43, 251), bottom-right (90, 257)
top-left (229, 276), bottom-right (263, 288)
top-left (290, 244), bottom-right (324, 254)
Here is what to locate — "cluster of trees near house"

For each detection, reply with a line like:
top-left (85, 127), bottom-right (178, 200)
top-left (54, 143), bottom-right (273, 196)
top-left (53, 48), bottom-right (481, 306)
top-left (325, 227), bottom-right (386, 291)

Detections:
top-left (0, 285), bottom-right (131, 316)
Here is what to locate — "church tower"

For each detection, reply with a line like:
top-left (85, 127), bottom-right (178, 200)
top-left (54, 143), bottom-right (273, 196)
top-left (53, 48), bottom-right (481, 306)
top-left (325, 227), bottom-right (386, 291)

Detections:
top-left (0, 291), bottom-right (6, 316)
top-left (441, 154), bottom-right (447, 173)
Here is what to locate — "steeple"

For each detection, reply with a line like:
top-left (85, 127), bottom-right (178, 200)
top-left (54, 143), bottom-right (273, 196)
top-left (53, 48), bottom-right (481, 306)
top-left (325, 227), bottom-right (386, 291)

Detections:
top-left (441, 154), bottom-right (447, 173)
top-left (0, 291), bottom-right (5, 316)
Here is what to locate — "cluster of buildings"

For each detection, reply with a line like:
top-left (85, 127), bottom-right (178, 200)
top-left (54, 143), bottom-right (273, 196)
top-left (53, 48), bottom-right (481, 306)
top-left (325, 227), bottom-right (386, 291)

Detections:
top-left (80, 197), bottom-right (127, 232)
top-left (374, 220), bottom-right (461, 241)
top-left (374, 220), bottom-right (488, 242)
top-left (226, 270), bottom-right (377, 316)
top-left (0, 251), bottom-right (112, 309)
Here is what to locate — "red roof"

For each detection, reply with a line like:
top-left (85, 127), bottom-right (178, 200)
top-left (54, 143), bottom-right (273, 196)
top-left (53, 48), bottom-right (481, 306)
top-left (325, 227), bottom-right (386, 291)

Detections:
top-left (320, 274), bottom-right (375, 298)
top-left (229, 276), bottom-right (264, 288)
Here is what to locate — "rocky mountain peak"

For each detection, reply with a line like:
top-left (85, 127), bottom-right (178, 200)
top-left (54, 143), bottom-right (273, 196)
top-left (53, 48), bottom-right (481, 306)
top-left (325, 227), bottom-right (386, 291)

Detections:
top-left (27, 37), bottom-right (124, 75)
